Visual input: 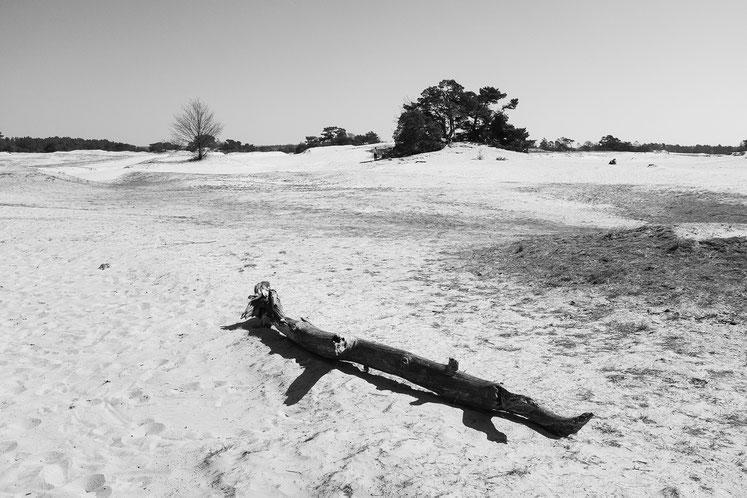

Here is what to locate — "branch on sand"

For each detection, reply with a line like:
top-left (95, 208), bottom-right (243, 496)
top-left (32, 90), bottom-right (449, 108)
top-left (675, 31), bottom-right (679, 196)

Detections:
top-left (228, 281), bottom-right (593, 438)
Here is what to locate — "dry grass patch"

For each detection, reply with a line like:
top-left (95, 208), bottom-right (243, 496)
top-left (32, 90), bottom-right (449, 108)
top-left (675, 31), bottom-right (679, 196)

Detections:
top-left (464, 224), bottom-right (747, 324)
top-left (518, 184), bottom-right (747, 225)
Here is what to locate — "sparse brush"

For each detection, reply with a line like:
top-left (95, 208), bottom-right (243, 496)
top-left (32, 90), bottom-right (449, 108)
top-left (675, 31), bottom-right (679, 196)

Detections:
top-left (608, 320), bottom-right (650, 336)
top-left (724, 413), bottom-right (747, 427)
top-left (660, 334), bottom-right (690, 355)
top-left (504, 468), bottom-right (530, 477)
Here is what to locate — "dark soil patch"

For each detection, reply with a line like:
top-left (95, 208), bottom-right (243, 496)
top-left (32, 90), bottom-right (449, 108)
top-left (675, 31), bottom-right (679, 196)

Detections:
top-left (463, 225), bottom-right (747, 322)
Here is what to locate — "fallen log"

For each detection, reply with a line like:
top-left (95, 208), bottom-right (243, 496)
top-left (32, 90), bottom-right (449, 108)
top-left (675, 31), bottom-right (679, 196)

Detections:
top-left (233, 281), bottom-right (593, 438)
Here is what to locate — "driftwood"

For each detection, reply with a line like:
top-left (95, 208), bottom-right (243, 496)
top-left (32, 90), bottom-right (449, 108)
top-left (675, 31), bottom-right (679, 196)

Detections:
top-left (234, 281), bottom-right (593, 437)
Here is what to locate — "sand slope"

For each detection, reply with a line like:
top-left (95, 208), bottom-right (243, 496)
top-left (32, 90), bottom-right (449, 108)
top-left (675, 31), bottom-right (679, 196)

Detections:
top-left (1, 145), bottom-right (746, 496)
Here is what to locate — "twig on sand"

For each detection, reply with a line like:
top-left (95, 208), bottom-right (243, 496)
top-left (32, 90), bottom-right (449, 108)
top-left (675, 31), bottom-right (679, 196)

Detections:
top-left (159, 240), bottom-right (217, 246)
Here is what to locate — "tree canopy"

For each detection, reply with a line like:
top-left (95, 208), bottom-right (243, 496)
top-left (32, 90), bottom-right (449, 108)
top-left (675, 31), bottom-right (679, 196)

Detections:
top-left (392, 79), bottom-right (533, 156)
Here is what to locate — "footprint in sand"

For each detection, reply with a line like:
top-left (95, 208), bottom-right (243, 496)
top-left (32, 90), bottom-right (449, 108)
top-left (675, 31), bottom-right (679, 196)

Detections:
top-left (39, 463), bottom-right (67, 488)
top-left (128, 388), bottom-right (151, 403)
top-left (84, 473), bottom-right (107, 493)
top-left (180, 382), bottom-right (202, 392)
top-left (130, 422), bottom-right (166, 438)
top-left (95, 485), bottom-right (113, 497)
top-left (125, 422), bottom-right (167, 451)
top-left (0, 440), bottom-right (18, 453)
top-left (38, 451), bottom-right (71, 488)
top-left (12, 418), bottom-right (42, 430)
top-left (156, 358), bottom-right (176, 371)
top-left (44, 450), bottom-right (68, 463)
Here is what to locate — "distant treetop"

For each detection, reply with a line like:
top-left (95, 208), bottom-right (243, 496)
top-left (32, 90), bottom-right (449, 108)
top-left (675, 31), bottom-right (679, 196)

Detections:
top-left (296, 127), bottom-right (380, 153)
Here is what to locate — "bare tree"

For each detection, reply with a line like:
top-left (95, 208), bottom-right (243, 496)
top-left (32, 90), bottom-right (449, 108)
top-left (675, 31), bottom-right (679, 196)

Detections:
top-left (171, 98), bottom-right (223, 161)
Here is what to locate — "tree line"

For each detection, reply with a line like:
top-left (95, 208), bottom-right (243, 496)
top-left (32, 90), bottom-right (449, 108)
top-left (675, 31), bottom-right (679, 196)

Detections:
top-left (0, 130), bottom-right (375, 156)
top-left (164, 99), bottom-right (381, 159)
top-left (0, 133), bottom-right (142, 153)
top-left (4, 86), bottom-right (745, 159)
top-left (539, 135), bottom-right (747, 154)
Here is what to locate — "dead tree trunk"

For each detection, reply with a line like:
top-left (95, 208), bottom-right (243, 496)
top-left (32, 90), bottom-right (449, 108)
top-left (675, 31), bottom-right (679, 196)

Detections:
top-left (239, 281), bottom-right (593, 438)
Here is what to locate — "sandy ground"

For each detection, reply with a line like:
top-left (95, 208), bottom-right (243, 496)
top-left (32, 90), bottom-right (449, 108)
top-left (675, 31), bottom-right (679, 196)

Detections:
top-left (1, 145), bottom-right (746, 496)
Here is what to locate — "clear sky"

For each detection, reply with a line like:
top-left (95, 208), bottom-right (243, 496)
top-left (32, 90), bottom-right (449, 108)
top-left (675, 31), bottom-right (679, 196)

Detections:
top-left (2, 0), bottom-right (745, 147)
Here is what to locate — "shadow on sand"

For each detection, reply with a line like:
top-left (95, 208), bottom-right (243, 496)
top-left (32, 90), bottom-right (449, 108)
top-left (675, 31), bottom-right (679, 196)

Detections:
top-left (222, 319), bottom-right (562, 443)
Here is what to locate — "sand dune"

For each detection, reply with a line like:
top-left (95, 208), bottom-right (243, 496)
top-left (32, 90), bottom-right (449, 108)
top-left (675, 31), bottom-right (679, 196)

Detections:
top-left (1, 145), bottom-right (746, 495)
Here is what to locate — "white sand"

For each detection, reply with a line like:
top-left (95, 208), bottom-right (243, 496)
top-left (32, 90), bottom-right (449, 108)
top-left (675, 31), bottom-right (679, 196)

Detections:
top-left (1, 145), bottom-right (746, 495)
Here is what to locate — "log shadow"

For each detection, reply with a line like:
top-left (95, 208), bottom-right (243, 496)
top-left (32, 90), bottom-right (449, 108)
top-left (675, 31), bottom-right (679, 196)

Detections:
top-left (223, 318), bottom-right (332, 405)
top-left (222, 320), bottom-right (557, 442)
